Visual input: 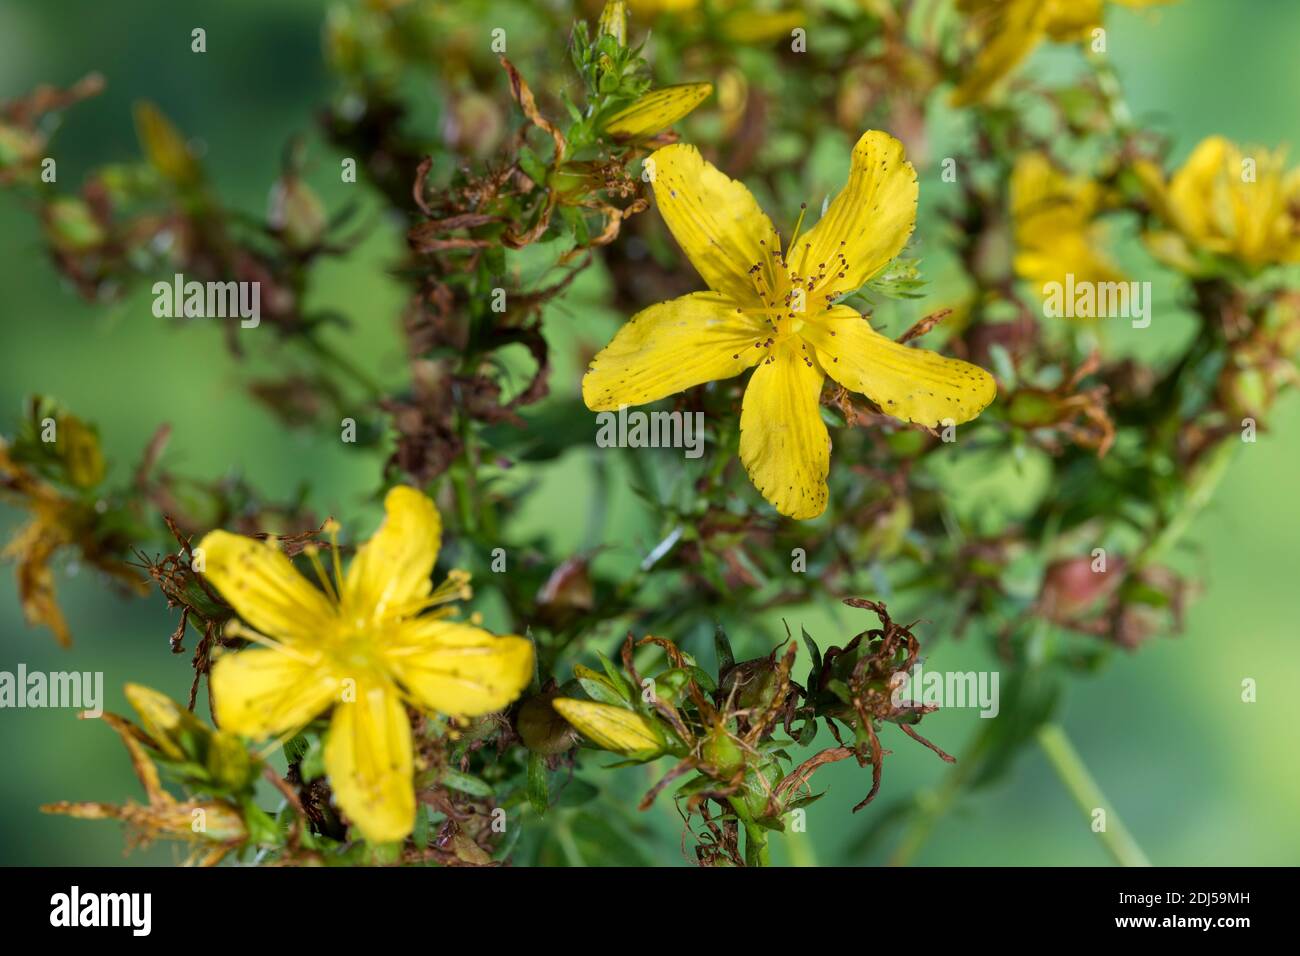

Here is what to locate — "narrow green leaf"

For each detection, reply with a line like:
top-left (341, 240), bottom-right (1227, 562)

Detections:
top-left (714, 622), bottom-right (735, 673)
top-left (441, 768), bottom-right (493, 798)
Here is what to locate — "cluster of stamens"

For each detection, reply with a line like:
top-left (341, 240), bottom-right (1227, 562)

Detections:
top-left (731, 204), bottom-right (854, 367)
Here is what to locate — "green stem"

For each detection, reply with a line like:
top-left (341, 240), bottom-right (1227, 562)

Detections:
top-left (300, 333), bottom-right (384, 399)
top-left (1036, 723), bottom-right (1151, 867)
top-left (889, 717), bottom-right (995, 866)
top-left (1134, 437), bottom-right (1236, 571)
top-left (743, 821), bottom-right (771, 867)
top-left (553, 815), bottom-right (587, 867)
top-left (784, 823), bottom-right (818, 867)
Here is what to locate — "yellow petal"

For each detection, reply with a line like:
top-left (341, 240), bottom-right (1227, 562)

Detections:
top-left (1233, 152), bottom-right (1290, 264)
top-left (325, 684), bottom-right (415, 844)
top-left (551, 698), bottom-right (663, 755)
top-left (802, 306), bottom-right (996, 427)
top-left (627, 0), bottom-right (701, 16)
top-left (951, 0), bottom-right (1049, 106)
top-left (1014, 232), bottom-right (1125, 290)
top-left (342, 485), bottom-right (441, 624)
top-left (125, 683), bottom-right (202, 760)
top-left (1011, 152), bottom-right (1103, 235)
top-left (794, 131), bottom-right (918, 296)
top-left (1011, 152), bottom-right (1122, 289)
top-left (582, 291), bottom-right (767, 410)
top-left (133, 101), bottom-right (201, 187)
top-left (1141, 229), bottom-right (1203, 274)
top-left (738, 338), bottom-right (830, 520)
top-left (8, 519), bottom-right (73, 648)
top-left (1130, 156), bottom-right (1171, 216)
top-left (602, 83), bottom-right (711, 140)
top-left (1043, 0), bottom-right (1103, 40)
top-left (1167, 135), bottom-right (1231, 246)
top-left (647, 143), bottom-right (777, 305)
top-left (388, 620), bottom-right (533, 717)
top-left (198, 530), bottom-right (336, 645)
top-left (210, 648), bottom-right (339, 739)
top-left (720, 10), bottom-right (806, 43)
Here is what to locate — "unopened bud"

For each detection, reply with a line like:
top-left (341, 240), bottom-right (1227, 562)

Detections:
top-left (552, 698), bottom-right (664, 757)
top-left (597, 0), bottom-right (628, 46)
top-left (516, 690), bottom-right (577, 755)
top-left (268, 177), bottom-right (327, 250)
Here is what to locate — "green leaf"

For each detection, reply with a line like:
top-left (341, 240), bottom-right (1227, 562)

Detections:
top-left (863, 256), bottom-right (927, 300)
top-left (714, 622), bottom-right (735, 673)
top-left (596, 648), bottom-right (633, 699)
top-left (786, 790), bottom-right (826, 811)
top-left (518, 146), bottom-right (548, 185)
top-left (988, 343), bottom-right (1017, 389)
top-left (576, 671), bottom-right (629, 706)
top-left (299, 736), bottom-right (325, 783)
top-left (281, 734), bottom-right (309, 765)
top-left (800, 626), bottom-right (823, 674)
top-left (552, 777), bottom-right (599, 808)
top-left (566, 810), bottom-right (651, 866)
top-left (826, 678), bottom-right (852, 705)
top-left (794, 718), bottom-right (819, 747)
top-left (819, 404), bottom-right (847, 428)
top-left (412, 803), bottom-right (431, 848)
top-left (687, 664), bottom-right (716, 694)
top-left (560, 204), bottom-right (591, 245)
top-left (441, 768), bottom-right (494, 798)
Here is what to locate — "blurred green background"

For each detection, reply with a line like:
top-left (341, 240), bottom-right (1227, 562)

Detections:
top-left (0, 0), bottom-right (1296, 866)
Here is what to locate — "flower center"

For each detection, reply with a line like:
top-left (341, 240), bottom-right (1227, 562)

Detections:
top-left (737, 207), bottom-right (854, 355)
top-left (330, 627), bottom-right (385, 674)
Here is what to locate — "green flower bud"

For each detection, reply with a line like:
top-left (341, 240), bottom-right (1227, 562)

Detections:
top-left (268, 176), bottom-right (327, 250)
top-left (56, 413), bottom-right (105, 489)
top-left (516, 689), bottom-right (578, 755)
top-left (42, 197), bottom-right (104, 252)
top-left (701, 724), bottom-right (746, 777)
top-left (720, 657), bottom-right (781, 712)
top-left (125, 683), bottom-right (257, 791)
top-left (0, 124), bottom-right (41, 172)
top-left (133, 101), bottom-right (201, 188)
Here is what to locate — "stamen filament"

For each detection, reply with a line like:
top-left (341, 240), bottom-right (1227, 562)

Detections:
top-left (302, 545), bottom-right (340, 604)
top-left (382, 570), bottom-right (473, 622)
top-left (225, 620), bottom-right (323, 665)
top-left (324, 519), bottom-right (345, 601)
top-left (788, 202), bottom-right (808, 250)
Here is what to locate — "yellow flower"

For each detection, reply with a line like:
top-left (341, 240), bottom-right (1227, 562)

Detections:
top-left (198, 486), bottom-right (533, 844)
top-left (1138, 136), bottom-right (1300, 273)
top-left (582, 132), bottom-right (996, 519)
top-left (951, 0), bottom-right (1174, 107)
top-left (552, 698), bottom-right (665, 756)
top-left (1011, 152), bottom-right (1123, 293)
